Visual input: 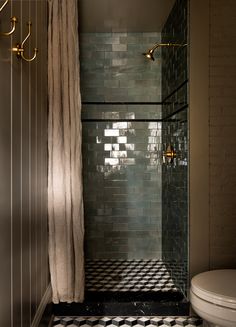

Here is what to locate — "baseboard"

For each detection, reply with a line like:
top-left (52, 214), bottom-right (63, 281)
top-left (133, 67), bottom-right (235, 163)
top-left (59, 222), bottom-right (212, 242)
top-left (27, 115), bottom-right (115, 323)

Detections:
top-left (31, 284), bottom-right (52, 327)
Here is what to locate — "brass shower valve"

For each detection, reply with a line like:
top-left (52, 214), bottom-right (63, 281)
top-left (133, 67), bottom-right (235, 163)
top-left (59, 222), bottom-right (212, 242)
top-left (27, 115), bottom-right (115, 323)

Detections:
top-left (164, 145), bottom-right (176, 162)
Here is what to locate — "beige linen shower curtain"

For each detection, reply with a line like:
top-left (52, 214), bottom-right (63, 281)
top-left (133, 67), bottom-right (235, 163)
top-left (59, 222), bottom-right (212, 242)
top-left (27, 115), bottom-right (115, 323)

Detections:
top-left (48, 0), bottom-right (84, 303)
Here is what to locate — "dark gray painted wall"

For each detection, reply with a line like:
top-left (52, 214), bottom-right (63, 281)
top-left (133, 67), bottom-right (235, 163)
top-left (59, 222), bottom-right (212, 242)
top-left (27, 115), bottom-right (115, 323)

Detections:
top-left (79, 0), bottom-right (175, 32)
top-left (0, 1), bottom-right (49, 326)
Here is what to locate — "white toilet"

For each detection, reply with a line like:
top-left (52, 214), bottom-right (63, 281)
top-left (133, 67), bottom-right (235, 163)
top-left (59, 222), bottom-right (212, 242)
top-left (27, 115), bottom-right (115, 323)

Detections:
top-left (190, 270), bottom-right (236, 327)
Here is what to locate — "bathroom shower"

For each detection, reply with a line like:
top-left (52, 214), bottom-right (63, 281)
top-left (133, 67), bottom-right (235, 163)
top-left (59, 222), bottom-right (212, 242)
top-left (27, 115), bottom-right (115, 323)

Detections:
top-left (78, 0), bottom-right (189, 315)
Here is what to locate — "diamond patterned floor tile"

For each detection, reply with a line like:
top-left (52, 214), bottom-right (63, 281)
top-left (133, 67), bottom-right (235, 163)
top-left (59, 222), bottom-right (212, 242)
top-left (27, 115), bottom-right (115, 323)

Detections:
top-left (85, 259), bottom-right (183, 292)
top-left (112, 318), bottom-right (126, 326)
top-left (53, 317), bottom-right (203, 327)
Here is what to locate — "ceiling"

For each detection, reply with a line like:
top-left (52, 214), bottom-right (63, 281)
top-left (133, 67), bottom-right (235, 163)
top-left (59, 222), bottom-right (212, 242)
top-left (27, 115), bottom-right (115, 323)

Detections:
top-left (78, 0), bottom-right (175, 32)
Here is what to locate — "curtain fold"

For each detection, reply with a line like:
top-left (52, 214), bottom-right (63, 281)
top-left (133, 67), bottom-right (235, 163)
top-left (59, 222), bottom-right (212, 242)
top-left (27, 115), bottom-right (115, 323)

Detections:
top-left (48, 0), bottom-right (84, 303)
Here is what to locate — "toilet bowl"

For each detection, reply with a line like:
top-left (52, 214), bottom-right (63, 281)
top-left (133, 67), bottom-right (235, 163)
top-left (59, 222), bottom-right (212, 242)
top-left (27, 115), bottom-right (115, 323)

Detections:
top-left (190, 270), bottom-right (236, 327)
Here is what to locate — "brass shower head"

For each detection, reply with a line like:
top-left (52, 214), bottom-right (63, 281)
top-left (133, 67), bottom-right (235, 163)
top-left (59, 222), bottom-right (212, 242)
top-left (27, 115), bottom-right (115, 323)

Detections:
top-left (143, 48), bottom-right (155, 61)
top-left (143, 43), bottom-right (187, 61)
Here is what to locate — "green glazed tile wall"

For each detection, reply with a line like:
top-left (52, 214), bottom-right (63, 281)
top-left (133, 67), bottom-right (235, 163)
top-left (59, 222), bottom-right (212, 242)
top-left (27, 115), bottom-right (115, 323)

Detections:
top-left (82, 120), bottom-right (162, 259)
top-left (161, 0), bottom-right (189, 295)
top-left (81, 104), bottom-right (162, 120)
top-left (161, 0), bottom-right (188, 100)
top-left (81, 32), bottom-right (163, 259)
top-left (80, 32), bottom-right (162, 103)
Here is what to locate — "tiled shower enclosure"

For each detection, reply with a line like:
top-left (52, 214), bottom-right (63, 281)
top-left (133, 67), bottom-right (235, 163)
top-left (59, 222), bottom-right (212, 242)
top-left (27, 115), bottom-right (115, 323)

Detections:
top-left (81, 0), bottom-right (188, 298)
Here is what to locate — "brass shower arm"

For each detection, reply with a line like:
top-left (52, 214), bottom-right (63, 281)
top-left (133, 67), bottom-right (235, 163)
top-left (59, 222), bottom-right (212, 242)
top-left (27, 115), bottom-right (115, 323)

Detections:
top-left (143, 43), bottom-right (187, 61)
top-left (150, 42), bottom-right (186, 51)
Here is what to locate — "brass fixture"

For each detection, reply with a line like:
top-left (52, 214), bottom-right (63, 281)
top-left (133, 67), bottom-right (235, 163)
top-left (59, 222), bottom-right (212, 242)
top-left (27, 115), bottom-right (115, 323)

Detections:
top-left (0, 0), bottom-right (8, 13)
top-left (143, 43), bottom-right (187, 61)
top-left (12, 21), bottom-right (38, 62)
top-left (0, 0), bottom-right (18, 36)
top-left (2, 16), bottom-right (17, 36)
top-left (164, 145), bottom-right (176, 162)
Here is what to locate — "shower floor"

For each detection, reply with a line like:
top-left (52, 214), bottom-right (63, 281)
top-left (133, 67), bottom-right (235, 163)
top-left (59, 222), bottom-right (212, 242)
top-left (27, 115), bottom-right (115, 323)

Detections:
top-left (53, 259), bottom-right (188, 316)
top-left (86, 259), bottom-right (180, 293)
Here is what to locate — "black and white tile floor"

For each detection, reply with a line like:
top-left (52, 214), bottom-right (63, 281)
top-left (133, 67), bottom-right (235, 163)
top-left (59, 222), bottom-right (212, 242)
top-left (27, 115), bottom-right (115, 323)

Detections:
top-left (85, 259), bottom-right (180, 292)
top-left (53, 260), bottom-right (201, 326)
top-left (53, 316), bottom-right (203, 326)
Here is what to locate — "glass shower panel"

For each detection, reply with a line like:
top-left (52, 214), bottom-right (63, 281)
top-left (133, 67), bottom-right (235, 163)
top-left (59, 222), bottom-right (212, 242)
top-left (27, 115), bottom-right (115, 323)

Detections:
top-left (82, 118), bottom-right (162, 260)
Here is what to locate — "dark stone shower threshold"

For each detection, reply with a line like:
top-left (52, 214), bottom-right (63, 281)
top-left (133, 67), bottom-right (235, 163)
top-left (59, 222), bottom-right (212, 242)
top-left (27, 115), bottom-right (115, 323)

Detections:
top-left (53, 291), bottom-right (189, 316)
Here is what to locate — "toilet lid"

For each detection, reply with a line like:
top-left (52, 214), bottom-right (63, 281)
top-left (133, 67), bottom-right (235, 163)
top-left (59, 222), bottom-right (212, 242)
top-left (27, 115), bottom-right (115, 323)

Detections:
top-left (191, 270), bottom-right (236, 309)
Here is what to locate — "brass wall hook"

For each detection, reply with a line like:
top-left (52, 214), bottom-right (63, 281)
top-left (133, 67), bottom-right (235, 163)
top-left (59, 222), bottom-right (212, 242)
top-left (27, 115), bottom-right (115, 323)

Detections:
top-left (0, 0), bottom-right (18, 36)
top-left (12, 21), bottom-right (38, 62)
top-left (2, 16), bottom-right (17, 36)
top-left (0, 0), bottom-right (8, 13)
